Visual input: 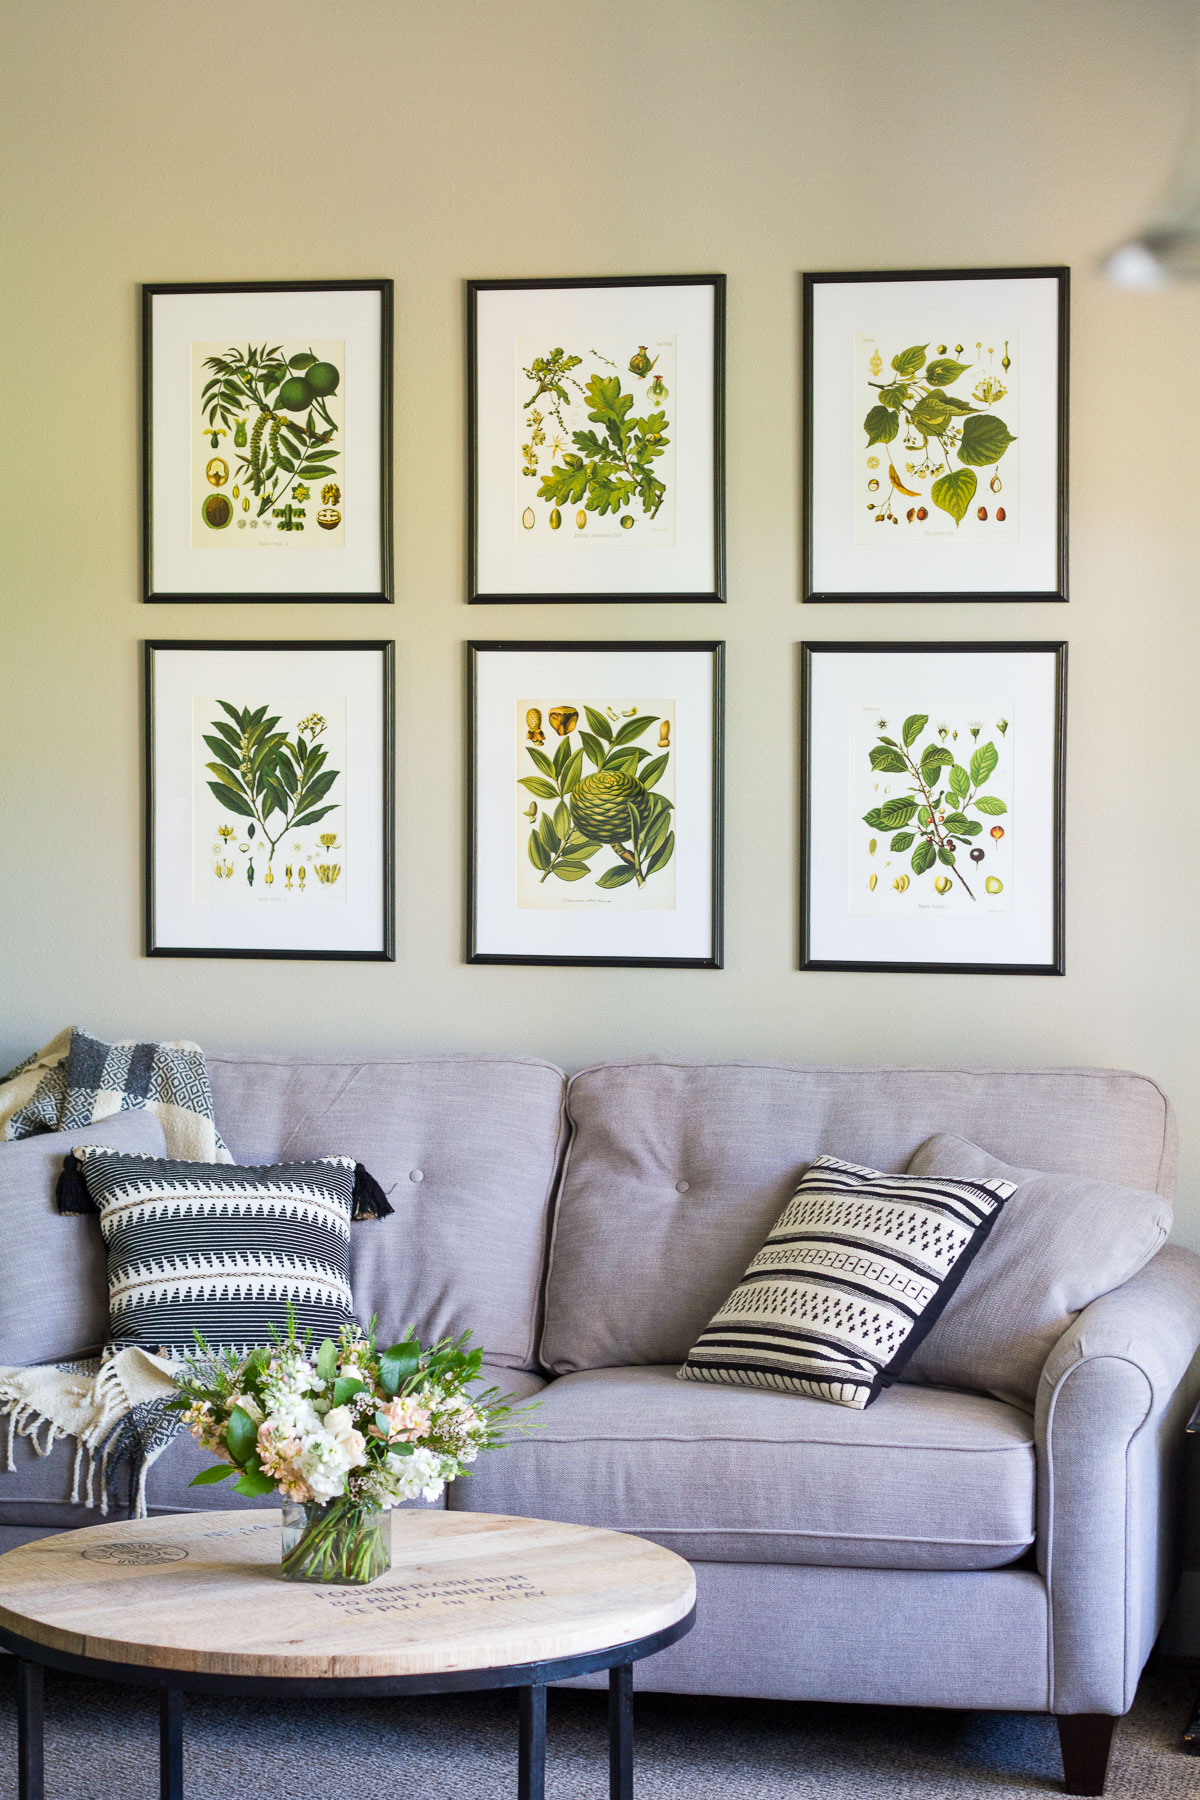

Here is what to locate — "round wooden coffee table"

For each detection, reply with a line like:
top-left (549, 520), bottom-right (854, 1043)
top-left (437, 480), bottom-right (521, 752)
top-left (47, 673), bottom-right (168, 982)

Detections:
top-left (0, 1508), bottom-right (696, 1800)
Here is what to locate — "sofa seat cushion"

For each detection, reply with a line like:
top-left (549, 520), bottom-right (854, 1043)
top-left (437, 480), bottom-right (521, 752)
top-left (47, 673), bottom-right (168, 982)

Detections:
top-left (449, 1364), bottom-right (1035, 1571)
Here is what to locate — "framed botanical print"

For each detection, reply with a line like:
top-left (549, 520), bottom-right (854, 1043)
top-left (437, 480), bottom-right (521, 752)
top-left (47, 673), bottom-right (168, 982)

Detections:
top-left (468, 641), bottom-right (724, 966)
top-left (146, 640), bottom-right (394, 960)
top-left (142, 280), bottom-right (393, 602)
top-left (801, 642), bottom-right (1066, 974)
top-left (468, 276), bottom-right (725, 603)
top-left (803, 267), bottom-right (1068, 602)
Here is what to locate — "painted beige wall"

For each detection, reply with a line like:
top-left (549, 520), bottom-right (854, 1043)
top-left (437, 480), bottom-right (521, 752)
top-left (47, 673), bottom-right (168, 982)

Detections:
top-left (4, 1), bottom-right (1200, 1239)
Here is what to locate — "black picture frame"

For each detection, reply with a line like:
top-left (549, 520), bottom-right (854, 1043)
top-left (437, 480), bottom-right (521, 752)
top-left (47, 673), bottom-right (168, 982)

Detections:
top-left (800, 640), bottom-right (1066, 975)
top-left (467, 640), bottom-right (724, 966)
top-left (145, 639), bottom-right (395, 961)
top-left (142, 279), bottom-right (394, 603)
top-left (467, 275), bottom-right (726, 603)
top-left (802, 267), bottom-right (1069, 603)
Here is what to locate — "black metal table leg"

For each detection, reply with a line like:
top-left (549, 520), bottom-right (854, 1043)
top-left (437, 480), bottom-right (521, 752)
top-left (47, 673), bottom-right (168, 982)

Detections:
top-left (518, 1683), bottom-right (546, 1800)
top-left (160, 1687), bottom-right (183, 1800)
top-left (609, 1660), bottom-right (633, 1800)
top-left (16, 1660), bottom-right (44, 1800)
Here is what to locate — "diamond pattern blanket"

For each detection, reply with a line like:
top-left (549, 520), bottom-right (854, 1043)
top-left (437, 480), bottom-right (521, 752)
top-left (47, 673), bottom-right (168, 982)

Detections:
top-left (0, 1027), bottom-right (232, 1516)
top-left (0, 1026), bottom-right (230, 1161)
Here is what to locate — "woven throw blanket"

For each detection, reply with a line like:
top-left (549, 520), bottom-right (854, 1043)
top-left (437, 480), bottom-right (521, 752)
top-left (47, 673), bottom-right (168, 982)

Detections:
top-left (0, 1348), bottom-right (180, 1520)
top-left (0, 1027), bottom-right (230, 1161)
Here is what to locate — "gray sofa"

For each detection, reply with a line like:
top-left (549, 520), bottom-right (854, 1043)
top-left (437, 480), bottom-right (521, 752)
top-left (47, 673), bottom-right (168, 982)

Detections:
top-left (3, 1053), bottom-right (1198, 1797)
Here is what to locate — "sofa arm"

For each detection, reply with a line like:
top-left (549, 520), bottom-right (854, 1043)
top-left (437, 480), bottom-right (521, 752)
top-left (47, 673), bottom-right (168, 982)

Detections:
top-left (1036, 1244), bottom-right (1200, 1715)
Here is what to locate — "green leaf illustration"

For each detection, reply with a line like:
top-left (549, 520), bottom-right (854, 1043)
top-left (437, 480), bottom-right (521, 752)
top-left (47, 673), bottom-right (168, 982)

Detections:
top-left (879, 797), bottom-right (918, 829)
top-left (892, 344), bottom-right (928, 377)
top-left (870, 745), bottom-right (908, 773)
top-left (924, 358), bottom-right (970, 386)
top-left (973, 794), bottom-right (1008, 815)
top-left (919, 806), bottom-right (933, 826)
top-left (956, 819), bottom-right (983, 836)
top-left (580, 731), bottom-right (606, 768)
top-left (639, 753), bottom-right (669, 790)
top-left (911, 840), bottom-right (936, 876)
top-left (561, 748), bottom-right (585, 793)
top-left (890, 831), bottom-right (916, 851)
top-left (878, 383), bottom-right (911, 408)
top-left (207, 782), bottom-right (255, 818)
top-left (552, 861), bottom-right (593, 881)
top-left (958, 414), bottom-right (1017, 467)
top-left (203, 734), bottom-right (241, 770)
top-left (289, 805), bottom-right (337, 829)
top-left (584, 706), bottom-right (613, 742)
top-left (552, 736), bottom-right (573, 779)
top-left (944, 812), bottom-right (971, 831)
top-left (612, 714), bottom-right (658, 745)
top-left (910, 392), bottom-right (952, 437)
top-left (931, 390), bottom-right (980, 416)
top-left (596, 865), bottom-right (637, 888)
top-left (931, 467), bottom-right (977, 525)
top-left (538, 812), bottom-right (561, 855)
top-left (937, 846), bottom-right (956, 866)
top-left (864, 405), bottom-right (899, 447)
top-left (969, 742), bottom-right (999, 785)
top-left (920, 746), bottom-right (955, 773)
top-left (525, 746), bottom-right (556, 779)
top-left (528, 832), bottom-right (551, 871)
top-left (644, 831), bottom-right (675, 876)
top-left (902, 714), bottom-right (928, 748)
top-left (949, 764), bottom-right (970, 797)
top-left (553, 800), bottom-right (572, 840)
top-left (518, 777), bottom-right (559, 799)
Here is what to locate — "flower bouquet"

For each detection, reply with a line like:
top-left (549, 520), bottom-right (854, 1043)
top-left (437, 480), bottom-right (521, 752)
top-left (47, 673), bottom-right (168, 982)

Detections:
top-left (171, 1312), bottom-right (528, 1585)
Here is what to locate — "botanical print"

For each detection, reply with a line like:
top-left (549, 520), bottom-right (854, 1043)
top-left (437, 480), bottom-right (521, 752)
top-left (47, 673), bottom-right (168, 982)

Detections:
top-left (514, 337), bottom-right (676, 546)
top-left (194, 697), bottom-right (346, 903)
top-left (192, 339), bottom-right (345, 546)
top-left (515, 699), bottom-right (676, 910)
top-left (854, 332), bottom-right (1017, 543)
top-left (850, 705), bottom-right (1013, 916)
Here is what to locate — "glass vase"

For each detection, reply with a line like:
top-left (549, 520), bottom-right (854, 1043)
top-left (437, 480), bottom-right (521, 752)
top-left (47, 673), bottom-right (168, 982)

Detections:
top-left (280, 1496), bottom-right (391, 1585)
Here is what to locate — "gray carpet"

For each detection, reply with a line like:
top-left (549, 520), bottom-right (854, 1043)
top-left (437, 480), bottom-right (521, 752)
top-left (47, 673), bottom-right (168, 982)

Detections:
top-left (0, 1657), bottom-right (1196, 1798)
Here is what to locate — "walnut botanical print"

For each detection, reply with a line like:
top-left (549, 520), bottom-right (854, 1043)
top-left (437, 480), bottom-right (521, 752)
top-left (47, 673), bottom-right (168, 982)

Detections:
top-left (193, 697), bottom-right (347, 904)
top-left (192, 339), bottom-right (345, 547)
top-left (515, 698), bottom-right (676, 910)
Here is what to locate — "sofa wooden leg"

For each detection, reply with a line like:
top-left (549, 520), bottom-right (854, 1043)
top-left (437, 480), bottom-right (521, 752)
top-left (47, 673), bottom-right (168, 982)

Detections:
top-left (1057, 1714), bottom-right (1117, 1796)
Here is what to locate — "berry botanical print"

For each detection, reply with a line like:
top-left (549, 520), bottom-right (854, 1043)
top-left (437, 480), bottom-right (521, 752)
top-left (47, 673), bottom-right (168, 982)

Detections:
top-left (514, 337), bottom-right (676, 545)
top-left (191, 339), bottom-right (344, 546)
top-left (855, 707), bottom-right (1012, 912)
top-left (855, 332), bottom-right (1017, 541)
top-left (516, 699), bottom-right (676, 910)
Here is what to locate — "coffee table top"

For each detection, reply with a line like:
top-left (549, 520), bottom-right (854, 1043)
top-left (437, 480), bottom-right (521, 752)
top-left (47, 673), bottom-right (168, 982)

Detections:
top-left (0, 1509), bottom-right (695, 1682)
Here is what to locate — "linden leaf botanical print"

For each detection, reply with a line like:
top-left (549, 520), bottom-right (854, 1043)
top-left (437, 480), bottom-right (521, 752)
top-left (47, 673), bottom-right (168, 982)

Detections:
top-left (194, 697), bottom-right (346, 903)
top-left (851, 705), bottom-right (1013, 915)
top-left (854, 332), bottom-right (1017, 544)
top-left (514, 337), bottom-right (677, 546)
top-left (192, 339), bottom-right (345, 546)
top-left (515, 698), bottom-right (676, 910)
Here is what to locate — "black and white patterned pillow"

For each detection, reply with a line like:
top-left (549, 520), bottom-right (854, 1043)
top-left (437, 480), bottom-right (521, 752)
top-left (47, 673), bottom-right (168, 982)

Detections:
top-left (679, 1153), bottom-right (1017, 1410)
top-left (58, 1147), bottom-right (390, 1357)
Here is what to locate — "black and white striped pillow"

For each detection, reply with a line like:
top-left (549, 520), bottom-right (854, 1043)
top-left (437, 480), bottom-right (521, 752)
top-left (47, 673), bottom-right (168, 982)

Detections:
top-left (58, 1146), bottom-right (390, 1357)
top-left (679, 1153), bottom-right (1017, 1410)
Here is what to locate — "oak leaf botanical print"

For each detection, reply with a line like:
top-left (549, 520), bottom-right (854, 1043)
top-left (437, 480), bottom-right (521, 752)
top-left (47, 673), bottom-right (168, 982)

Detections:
top-left (516, 699), bottom-right (676, 910)
top-left (850, 705), bottom-right (1012, 915)
top-left (191, 339), bottom-right (345, 547)
top-left (514, 337), bottom-right (676, 546)
top-left (854, 331), bottom-right (1017, 544)
top-left (193, 697), bottom-right (346, 904)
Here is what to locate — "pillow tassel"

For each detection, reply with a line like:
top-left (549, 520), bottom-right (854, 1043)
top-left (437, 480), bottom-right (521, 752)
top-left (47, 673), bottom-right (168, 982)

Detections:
top-left (56, 1154), bottom-right (99, 1215)
top-left (352, 1162), bottom-right (394, 1221)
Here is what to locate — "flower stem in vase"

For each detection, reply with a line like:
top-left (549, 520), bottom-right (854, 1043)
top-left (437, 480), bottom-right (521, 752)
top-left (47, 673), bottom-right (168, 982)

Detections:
top-left (280, 1496), bottom-right (391, 1584)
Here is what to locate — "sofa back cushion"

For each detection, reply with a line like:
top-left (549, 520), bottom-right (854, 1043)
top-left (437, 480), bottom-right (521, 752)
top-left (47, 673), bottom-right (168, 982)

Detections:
top-left (900, 1134), bottom-right (1172, 1406)
top-left (539, 1060), bottom-right (1176, 1376)
top-left (0, 1110), bottom-right (168, 1364)
top-left (208, 1055), bottom-right (566, 1370)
